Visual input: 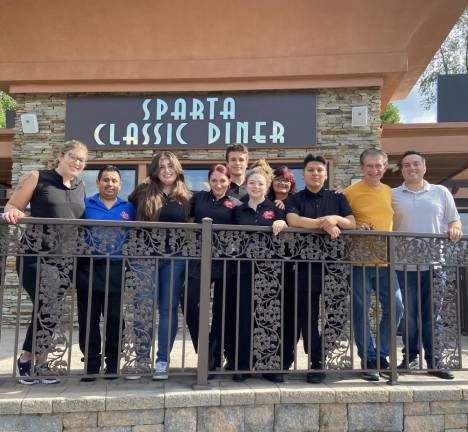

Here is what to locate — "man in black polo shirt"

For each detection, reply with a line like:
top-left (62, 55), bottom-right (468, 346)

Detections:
top-left (225, 144), bottom-right (248, 200)
top-left (286, 154), bottom-right (355, 383)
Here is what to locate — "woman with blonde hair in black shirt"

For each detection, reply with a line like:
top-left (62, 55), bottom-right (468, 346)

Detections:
top-left (2, 140), bottom-right (88, 384)
top-left (231, 170), bottom-right (287, 382)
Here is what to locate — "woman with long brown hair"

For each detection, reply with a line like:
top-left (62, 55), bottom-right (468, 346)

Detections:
top-left (128, 151), bottom-right (191, 379)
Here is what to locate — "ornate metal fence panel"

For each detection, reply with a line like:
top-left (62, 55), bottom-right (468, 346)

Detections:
top-left (394, 235), bottom-right (468, 370)
top-left (0, 218), bottom-right (467, 383)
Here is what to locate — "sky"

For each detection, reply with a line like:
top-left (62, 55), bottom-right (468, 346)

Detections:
top-left (393, 85), bottom-right (437, 123)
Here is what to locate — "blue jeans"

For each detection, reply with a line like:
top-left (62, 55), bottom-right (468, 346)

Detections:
top-left (353, 266), bottom-right (403, 362)
top-left (397, 270), bottom-right (441, 363)
top-left (134, 258), bottom-right (185, 364)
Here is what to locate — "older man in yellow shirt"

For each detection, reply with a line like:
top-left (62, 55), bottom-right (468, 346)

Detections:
top-left (344, 148), bottom-right (403, 381)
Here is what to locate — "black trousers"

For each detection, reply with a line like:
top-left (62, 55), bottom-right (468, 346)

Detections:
top-left (296, 262), bottom-right (348, 369)
top-left (296, 263), bottom-right (323, 368)
top-left (229, 261), bottom-right (296, 372)
top-left (16, 256), bottom-right (51, 353)
top-left (76, 259), bottom-right (124, 374)
top-left (182, 260), bottom-right (233, 369)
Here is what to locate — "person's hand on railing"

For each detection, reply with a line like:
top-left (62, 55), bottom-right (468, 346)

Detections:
top-left (272, 219), bottom-right (288, 236)
top-left (323, 225), bottom-right (341, 240)
top-left (2, 207), bottom-right (25, 225)
top-left (317, 215), bottom-right (339, 231)
top-left (448, 225), bottom-right (463, 242)
top-left (357, 223), bottom-right (373, 230)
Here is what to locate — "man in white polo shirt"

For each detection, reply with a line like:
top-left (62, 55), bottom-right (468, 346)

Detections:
top-left (393, 150), bottom-right (463, 379)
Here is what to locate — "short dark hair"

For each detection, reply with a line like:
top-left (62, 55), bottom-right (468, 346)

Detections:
top-left (400, 150), bottom-right (426, 166)
top-left (225, 144), bottom-right (249, 161)
top-left (359, 148), bottom-right (388, 166)
top-left (97, 165), bottom-right (121, 181)
top-left (303, 154), bottom-right (327, 169)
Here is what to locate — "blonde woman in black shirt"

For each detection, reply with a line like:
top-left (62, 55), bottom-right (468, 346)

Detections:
top-left (3, 140), bottom-right (88, 384)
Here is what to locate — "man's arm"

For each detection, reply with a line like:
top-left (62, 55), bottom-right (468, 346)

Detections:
top-left (287, 212), bottom-right (347, 240)
top-left (286, 212), bottom-right (322, 229)
top-left (318, 215), bottom-right (356, 230)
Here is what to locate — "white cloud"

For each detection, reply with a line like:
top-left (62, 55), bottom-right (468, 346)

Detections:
top-left (393, 86), bottom-right (437, 124)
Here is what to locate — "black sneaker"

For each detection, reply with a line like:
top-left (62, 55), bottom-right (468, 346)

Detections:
top-left (428, 369), bottom-right (454, 380)
top-left (263, 373), bottom-right (285, 383)
top-left (361, 360), bottom-right (380, 381)
top-left (232, 373), bottom-right (251, 382)
top-left (104, 368), bottom-right (118, 380)
top-left (17, 358), bottom-right (38, 385)
top-left (80, 377), bottom-right (97, 382)
top-left (379, 357), bottom-right (398, 379)
top-left (306, 372), bottom-right (325, 384)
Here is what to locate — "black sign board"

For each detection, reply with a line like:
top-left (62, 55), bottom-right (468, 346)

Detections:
top-left (437, 74), bottom-right (468, 122)
top-left (65, 93), bottom-right (316, 149)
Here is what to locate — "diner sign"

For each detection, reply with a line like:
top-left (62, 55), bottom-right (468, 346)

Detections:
top-left (65, 93), bottom-right (316, 149)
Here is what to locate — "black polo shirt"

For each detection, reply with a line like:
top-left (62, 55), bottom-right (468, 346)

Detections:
top-left (158, 193), bottom-right (188, 222)
top-left (190, 190), bottom-right (240, 224)
top-left (129, 187), bottom-right (189, 222)
top-left (286, 187), bottom-right (352, 287)
top-left (233, 199), bottom-right (285, 226)
top-left (227, 182), bottom-right (247, 200)
top-left (285, 188), bottom-right (352, 219)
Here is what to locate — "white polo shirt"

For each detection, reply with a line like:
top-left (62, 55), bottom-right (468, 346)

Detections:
top-left (393, 181), bottom-right (460, 270)
top-left (392, 181), bottom-right (460, 234)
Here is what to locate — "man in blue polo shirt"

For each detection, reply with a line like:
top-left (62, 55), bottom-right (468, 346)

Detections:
top-left (77, 165), bottom-right (135, 381)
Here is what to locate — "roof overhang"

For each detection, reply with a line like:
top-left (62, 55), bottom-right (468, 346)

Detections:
top-left (0, 0), bottom-right (466, 105)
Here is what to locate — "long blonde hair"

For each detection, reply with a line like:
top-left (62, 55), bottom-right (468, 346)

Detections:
top-left (131, 152), bottom-right (191, 221)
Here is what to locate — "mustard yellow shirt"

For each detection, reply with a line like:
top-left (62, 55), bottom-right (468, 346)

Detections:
top-left (344, 180), bottom-right (394, 232)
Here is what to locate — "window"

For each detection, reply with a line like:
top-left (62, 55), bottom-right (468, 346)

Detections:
top-left (80, 165), bottom-right (138, 199)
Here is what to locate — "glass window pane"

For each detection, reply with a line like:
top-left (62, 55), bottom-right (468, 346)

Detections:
top-left (184, 169), bottom-right (209, 192)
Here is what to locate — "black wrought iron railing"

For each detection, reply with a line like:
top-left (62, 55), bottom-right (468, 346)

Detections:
top-left (0, 217), bottom-right (466, 386)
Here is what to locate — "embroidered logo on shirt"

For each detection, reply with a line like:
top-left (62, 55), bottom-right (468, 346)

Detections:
top-left (120, 211), bottom-right (130, 220)
top-left (223, 200), bottom-right (236, 209)
top-left (262, 210), bottom-right (275, 219)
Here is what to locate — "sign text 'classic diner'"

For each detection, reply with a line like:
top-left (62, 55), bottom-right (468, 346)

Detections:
top-left (65, 93), bottom-right (316, 149)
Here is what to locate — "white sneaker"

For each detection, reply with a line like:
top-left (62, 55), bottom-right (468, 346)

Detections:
top-left (124, 374), bottom-right (141, 380)
top-left (152, 361), bottom-right (168, 380)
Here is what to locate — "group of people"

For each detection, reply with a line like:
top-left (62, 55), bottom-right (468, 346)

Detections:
top-left (2, 141), bottom-right (463, 385)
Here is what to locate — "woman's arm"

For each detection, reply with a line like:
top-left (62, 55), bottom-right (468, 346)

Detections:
top-left (2, 171), bottom-right (39, 224)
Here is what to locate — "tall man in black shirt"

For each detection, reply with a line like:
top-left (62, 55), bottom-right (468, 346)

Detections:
top-left (286, 154), bottom-right (355, 383)
top-left (225, 144), bottom-right (248, 200)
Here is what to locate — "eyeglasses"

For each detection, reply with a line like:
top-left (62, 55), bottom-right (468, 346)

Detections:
top-left (66, 153), bottom-right (87, 165)
top-left (273, 178), bottom-right (291, 185)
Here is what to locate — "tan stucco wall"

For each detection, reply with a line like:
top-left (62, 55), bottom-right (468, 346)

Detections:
top-left (1, 0), bottom-right (466, 106)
